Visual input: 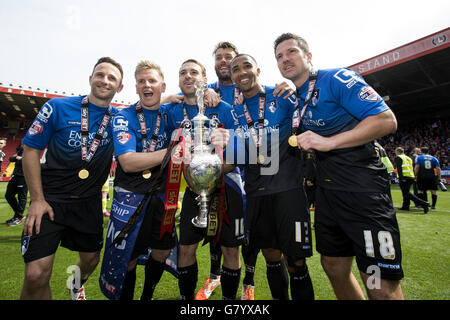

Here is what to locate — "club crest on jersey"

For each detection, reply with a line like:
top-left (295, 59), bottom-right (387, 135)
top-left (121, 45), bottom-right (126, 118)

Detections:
top-left (116, 131), bottom-right (131, 145)
top-left (311, 89), bottom-right (320, 106)
top-left (267, 100), bottom-right (277, 113)
top-left (358, 86), bottom-right (380, 102)
top-left (28, 120), bottom-right (43, 136)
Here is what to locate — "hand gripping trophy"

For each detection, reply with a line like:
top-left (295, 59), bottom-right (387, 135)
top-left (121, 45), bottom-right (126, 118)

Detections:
top-left (183, 80), bottom-right (223, 228)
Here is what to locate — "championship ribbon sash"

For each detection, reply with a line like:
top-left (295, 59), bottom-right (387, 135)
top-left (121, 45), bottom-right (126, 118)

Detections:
top-left (99, 190), bottom-right (152, 299)
top-left (160, 128), bottom-right (185, 237)
top-left (99, 190), bottom-right (179, 300)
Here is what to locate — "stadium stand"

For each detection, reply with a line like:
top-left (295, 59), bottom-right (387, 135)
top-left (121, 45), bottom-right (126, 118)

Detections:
top-left (379, 118), bottom-right (449, 168)
top-left (0, 128), bottom-right (26, 178)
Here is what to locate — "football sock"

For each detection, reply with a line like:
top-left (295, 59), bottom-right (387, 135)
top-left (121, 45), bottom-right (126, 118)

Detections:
top-left (266, 260), bottom-right (289, 300)
top-left (242, 244), bottom-right (258, 286)
top-left (289, 264), bottom-right (315, 300)
top-left (243, 263), bottom-right (256, 286)
top-left (220, 266), bottom-right (241, 300)
top-left (141, 256), bottom-right (166, 301)
top-left (210, 243), bottom-right (222, 277)
top-left (120, 267), bottom-right (137, 300)
top-left (432, 194), bottom-right (437, 207)
top-left (102, 197), bottom-right (107, 212)
top-left (178, 262), bottom-right (198, 300)
top-left (420, 192), bottom-right (428, 203)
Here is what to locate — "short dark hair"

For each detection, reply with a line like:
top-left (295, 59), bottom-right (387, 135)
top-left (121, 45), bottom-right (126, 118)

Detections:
top-left (92, 57), bottom-right (124, 82)
top-left (181, 59), bottom-right (207, 77)
top-left (213, 41), bottom-right (239, 56)
top-left (230, 53), bottom-right (258, 68)
top-left (274, 33), bottom-right (310, 54)
top-left (421, 146), bottom-right (429, 154)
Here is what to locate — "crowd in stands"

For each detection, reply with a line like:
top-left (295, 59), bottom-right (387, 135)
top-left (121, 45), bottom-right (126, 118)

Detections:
top-left (379, 119), bottom-right (449, 170)
top-left (0, 128), bottom-right (26, 176)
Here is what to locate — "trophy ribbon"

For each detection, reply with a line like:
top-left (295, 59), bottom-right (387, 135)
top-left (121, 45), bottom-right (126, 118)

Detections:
top-left (160, 127), bottom-right (185, 238)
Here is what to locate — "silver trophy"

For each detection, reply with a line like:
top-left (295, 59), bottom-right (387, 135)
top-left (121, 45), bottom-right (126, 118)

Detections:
top-left (183, 80), bottom-right (223, 228)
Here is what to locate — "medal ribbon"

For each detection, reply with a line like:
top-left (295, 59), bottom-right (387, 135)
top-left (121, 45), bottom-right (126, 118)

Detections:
top-left (242, 87), bottom-right (266, 161)
top-left (135, 101), bottom-right (162, 153)
top-left (292, 69), bottom-right (318, 135)
top-left (214, 82), bottom-right (241, 106)
top-left (80, 96), bottom-right (112, 168)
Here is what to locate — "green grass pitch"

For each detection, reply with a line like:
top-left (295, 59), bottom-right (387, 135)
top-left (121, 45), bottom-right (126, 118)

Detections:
top-left (0, 183), bottom-right (448, 300)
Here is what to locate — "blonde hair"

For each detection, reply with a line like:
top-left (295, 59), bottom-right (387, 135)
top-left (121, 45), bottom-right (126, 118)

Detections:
top-left (135, 60), bottom-right (164, 80)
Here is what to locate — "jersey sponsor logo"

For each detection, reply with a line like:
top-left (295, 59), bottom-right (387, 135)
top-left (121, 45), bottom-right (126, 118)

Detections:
top-left (287, 94), bottom-right (297, 105)
top-left (37, 102), bottom-right (53, 123)
top-left (302, 110), bottom-right (325, 127)
top-left (28, 120), bottom-right (43, 136)
top-left (267, 100), bottom-right (277, 113)
top-left (113, 116), bottom-right (129, 131)
top-left (358, 86), bottom-right (380, 102)
top-left (116, 131), bottom-right (131, 145)
top-left (333, 69), bottom-right (364, 88)
top-left (230, 109), bottom-right (240, 125)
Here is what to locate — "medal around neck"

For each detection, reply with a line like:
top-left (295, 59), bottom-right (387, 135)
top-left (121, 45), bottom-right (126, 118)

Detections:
top-left (78, 169), bottom-right (89, 180)
top-left (183, 80), bottom-right (223, 228)
top-left (288, 135), bottom-right (298, 147)
top-left (257, 154), bottom-right (265, 165)
top-left (142, 169), bottom-right (152, 179)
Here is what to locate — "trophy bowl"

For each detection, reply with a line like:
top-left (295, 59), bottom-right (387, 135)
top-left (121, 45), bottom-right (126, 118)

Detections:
top-left (183, 147), bottom-right (222, 228)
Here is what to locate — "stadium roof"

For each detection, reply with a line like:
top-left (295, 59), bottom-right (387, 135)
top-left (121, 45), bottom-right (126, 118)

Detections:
top-left (0, 86), bottom-right (130, 122)
top-left (0, 27), bottom-right (449, 125)
top-left (348, 27), bottom-right (450, 124)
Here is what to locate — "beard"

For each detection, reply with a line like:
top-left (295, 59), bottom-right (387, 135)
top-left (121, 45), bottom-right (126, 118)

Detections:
top-left (215, 67), bottom-right (232, 83)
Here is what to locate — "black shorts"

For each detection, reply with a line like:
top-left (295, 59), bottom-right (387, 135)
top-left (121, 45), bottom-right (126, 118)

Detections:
top-left (246, 188), bottom-right (312, 260)
top-left (417, 177), bottom-right (438, 191)
top-left (314, 186), bottom-right (404, 280)
top-left (21, 195), bottom-right (104, 263)
top-left (130, 195), bottom-right (176, 261)
top-left (179, 186), bottom-right (244, 247)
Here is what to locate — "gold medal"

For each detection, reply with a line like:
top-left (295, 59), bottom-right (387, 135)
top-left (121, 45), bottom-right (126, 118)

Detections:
top-left (288, 135), bottom-right (298, 147)
top-left (257, 154), bottom-right (265, 164)
top-left (142, 169), bottom-right (152, 179)
top-left (78, 169), bottom-right (89, 180)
